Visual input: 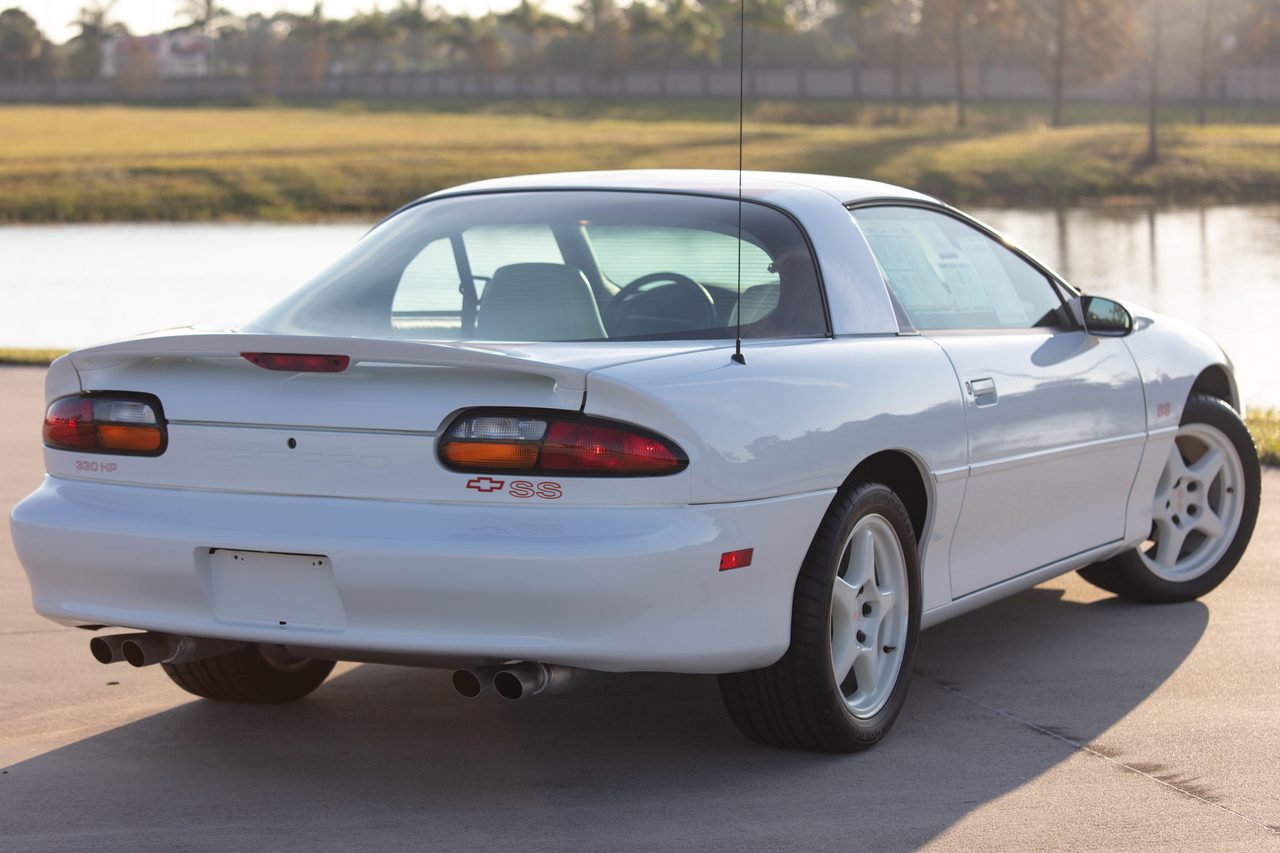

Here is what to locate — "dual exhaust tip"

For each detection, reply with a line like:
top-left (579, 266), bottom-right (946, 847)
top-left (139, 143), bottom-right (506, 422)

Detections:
top-left (90, 632), bottom-right (247, 668)
top-left (91, 634), bottom-right (603, 701)
top-left (452, 662), bottom-right (605, 701)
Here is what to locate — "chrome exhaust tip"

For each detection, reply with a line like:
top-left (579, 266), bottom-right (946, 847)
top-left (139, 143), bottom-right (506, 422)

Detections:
top-left (452, 665), bottom-right (503, 698)
top-left (111, 633), bottom-right (248, 668)
top-left (492, 662), bottom-right (609, 701)
top-left (89, 632), bottom-right (149, 665)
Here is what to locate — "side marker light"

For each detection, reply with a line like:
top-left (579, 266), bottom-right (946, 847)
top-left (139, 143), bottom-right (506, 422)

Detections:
top-left (719, 548), bottom-right (754, 571)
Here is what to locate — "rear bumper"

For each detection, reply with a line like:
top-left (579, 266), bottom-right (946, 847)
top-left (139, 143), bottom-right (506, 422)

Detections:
top-left (9, 476), bottom-right (833, 674)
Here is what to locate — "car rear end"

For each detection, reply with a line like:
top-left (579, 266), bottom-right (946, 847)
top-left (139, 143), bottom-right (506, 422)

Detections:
top-left (10, 182), bottom-right (838, 675)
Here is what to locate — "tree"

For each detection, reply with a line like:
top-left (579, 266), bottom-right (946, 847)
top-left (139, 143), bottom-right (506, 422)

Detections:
top-left (500, 0), bottom-right (569, 83)
top-left (577, 0), bottom-right (628, 77)
top-left (389, 0), bottom-right (442, 71)
top-left (438, 14), bottom-right (505, 78)
top-left (176, 0), bottom-right (232, 76)
top-left (627, 0), bottom-right (724, 64)
top-left (1022, 0), bottom-right (1134, 127)
top-left (65, 1), bottom-right (126, 79)
top-left (1145, 0), bottom-right (1161, 161)
top-left (0, 6), bottom-right (49, 81)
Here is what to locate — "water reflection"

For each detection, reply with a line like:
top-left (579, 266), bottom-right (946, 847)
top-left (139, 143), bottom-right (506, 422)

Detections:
top-left (974, 204), bottom-right (1280, 409)
top-left (1, 207), bottom-right (1276, 407)
top-left (0, 221), bottom-right (370, 352)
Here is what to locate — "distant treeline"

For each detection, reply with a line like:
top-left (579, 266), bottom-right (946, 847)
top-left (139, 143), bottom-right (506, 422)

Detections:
top-left (3, 0), bottom-right (1280, 122)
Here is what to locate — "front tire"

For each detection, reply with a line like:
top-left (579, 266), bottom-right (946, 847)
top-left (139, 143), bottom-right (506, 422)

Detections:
top-left (1078, 393), bottom-right (1261, 603)
top-left (162, 643), bottom-right (336, 703)
top-left (719, 478), bottom-right (921, 752)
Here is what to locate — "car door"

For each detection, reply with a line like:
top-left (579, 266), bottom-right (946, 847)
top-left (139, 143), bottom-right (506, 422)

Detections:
top-left (849, 204), bottom-right (1147, 598)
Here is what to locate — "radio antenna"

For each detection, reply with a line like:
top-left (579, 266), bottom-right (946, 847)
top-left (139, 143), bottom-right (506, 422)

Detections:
top-left (731, 0), bottom-right (747, 366)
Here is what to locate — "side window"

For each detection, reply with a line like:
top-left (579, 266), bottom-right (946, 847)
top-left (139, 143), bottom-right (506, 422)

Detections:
top-left (850, 206), bottom-right (1066, 331)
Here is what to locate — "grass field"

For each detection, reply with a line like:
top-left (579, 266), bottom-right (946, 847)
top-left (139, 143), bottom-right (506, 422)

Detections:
top-left (5, 101), bottom-right (1280, 221)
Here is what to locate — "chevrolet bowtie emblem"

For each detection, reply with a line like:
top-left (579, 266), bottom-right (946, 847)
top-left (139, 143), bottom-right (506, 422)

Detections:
top-left (466, 477), bottom-right (506, 493)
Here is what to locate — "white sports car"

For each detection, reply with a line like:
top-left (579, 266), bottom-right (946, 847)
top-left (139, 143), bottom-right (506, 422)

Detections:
top-left (10, 170), bottom-right (1261, 752)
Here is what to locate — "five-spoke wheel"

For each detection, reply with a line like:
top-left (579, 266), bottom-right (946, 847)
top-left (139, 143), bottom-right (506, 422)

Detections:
top-left (830, 514), bottom-right (910, 719)
top-left (1080, 393), bottom-right (1261, 603)
top-left (719, 477), bottom-right (921, 752)
top-left (1142, 421), bottom-right (1246, 582)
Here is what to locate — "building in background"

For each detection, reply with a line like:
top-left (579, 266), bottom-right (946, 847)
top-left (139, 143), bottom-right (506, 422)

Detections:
top-left (100, 33), bottom-right (210, 79)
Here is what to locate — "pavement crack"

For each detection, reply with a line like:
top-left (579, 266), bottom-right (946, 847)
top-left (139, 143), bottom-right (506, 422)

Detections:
top-left (916, 674), bottom-right (1280, 837)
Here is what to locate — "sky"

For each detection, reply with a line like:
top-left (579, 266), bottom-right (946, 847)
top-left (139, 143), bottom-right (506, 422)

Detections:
top-left (27, 0), bottom-right (578, 44)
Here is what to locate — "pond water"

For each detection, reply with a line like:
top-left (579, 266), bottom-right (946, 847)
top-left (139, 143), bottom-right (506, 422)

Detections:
top-left (1, 205), bottom-right (1276, 407)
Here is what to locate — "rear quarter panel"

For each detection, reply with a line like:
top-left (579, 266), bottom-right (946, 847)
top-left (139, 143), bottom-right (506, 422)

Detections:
top-left (586, 336), bottom-right (969, 611)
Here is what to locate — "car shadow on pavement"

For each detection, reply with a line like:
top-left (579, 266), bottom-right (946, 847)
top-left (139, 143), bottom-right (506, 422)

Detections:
top-left (0, 585), bottom-right (1207, 853)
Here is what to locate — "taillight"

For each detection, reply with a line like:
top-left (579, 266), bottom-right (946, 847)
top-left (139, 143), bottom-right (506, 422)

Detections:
top-left (241, 352), bottom-right (350, 373)
top-left (43, 394), bottom-right (167, 456)
top-left (439, 412), bottom-right (687, 477)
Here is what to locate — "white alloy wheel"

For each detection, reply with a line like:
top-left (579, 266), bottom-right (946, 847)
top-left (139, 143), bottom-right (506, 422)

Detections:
top-left (830, 514), bottom-right (909, 718)
top-left (1141, 422), bottom-right (1246, 583)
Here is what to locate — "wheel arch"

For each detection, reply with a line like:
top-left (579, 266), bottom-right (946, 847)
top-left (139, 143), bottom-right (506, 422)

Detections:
top-left (843, 449), bottom-right (929, 548)
top-left (1189, 364), bottom-right (1239, 413)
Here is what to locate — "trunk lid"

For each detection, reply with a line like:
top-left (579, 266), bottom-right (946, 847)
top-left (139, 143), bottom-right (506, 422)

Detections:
top-left (54, 329), bottom-right (712, 506)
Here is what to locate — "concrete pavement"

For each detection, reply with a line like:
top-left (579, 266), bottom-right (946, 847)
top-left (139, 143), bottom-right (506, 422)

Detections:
top-left (2, 364), bottom-right (1277, 851)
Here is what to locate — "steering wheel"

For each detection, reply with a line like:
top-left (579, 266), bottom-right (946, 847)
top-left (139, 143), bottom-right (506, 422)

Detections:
top-left (604, 272), bottom-right (718, 336)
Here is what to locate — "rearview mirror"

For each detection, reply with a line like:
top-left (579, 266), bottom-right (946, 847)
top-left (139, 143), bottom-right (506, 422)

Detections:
top-left (1076, 295), bottom-right (1133, 337)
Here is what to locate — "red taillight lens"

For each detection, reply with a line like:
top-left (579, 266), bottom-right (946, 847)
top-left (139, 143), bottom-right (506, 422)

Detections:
top-left (43, 394), bottom-right (167, 456)
top-left (42, 397), bottom-right (96, 448)
top-left (720, 548), bottom-right (754, 571)
top-left (542, 422), bottom-right (680, 472)
top-left (241, 352), bottom-right (350, 373)
top-left (439, 412), bottom-right (686, 477)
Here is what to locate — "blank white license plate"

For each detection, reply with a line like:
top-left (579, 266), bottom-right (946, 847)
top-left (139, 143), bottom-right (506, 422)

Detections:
top-left (210, 550), bottom-right (346, 629)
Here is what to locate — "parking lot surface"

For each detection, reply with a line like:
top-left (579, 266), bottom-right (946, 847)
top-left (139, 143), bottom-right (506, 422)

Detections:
top-left (2, 364), bottom-right (1277, 851)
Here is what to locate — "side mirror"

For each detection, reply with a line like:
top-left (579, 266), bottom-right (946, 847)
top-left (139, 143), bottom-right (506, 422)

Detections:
top-left (1073, 295), bottom-right (1133, 337)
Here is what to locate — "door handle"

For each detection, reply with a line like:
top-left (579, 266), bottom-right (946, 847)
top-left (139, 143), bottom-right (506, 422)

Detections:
top-left (966, 378), bottom-right (998, 406)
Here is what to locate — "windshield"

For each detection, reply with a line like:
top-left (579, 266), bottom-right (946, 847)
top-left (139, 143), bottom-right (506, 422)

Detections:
top-left (243, 190), bottom-right (827, 342)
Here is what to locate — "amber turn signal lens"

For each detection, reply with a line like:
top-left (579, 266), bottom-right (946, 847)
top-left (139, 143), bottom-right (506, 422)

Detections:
top-left (96, 425), bottom-right (163, 451)
top-left (439, 412), bottom-right (687, 477)
top-left (442, 442), bottom-right (539, 469)
top-left (43, 393), bottom-right (167, 457)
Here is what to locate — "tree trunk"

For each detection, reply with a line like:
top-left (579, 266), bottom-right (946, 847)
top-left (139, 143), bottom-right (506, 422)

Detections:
top-left (953, 3), bottom-right (967, 129)
top-left (1051, 0), bottom-right (1066, 127)
top-left (892, 31), bottom-right (903, 124)
top-left (1197, 0), bottom-right (1212, 125)
top-left (1147, 0), bottom-right (1161, 163)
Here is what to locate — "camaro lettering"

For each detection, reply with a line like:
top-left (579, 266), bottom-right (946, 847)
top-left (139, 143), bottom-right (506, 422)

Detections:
top-left (203, 448), bottom-right (390, 473)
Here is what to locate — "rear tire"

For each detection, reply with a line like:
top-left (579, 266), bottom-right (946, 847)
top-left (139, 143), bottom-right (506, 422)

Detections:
top-left (719, 478), bottom-right (921, 752)
top-left (161, 643), bottom-right (335, 704)
top-left (1078, 393), bottom-right (1261, 603)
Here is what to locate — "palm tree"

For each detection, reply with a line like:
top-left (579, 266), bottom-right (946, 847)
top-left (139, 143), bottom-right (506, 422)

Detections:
top-left (438, 15), bottom-right (505, 82)
top-left (501, 0), bottom-right (569, 86)
top-left (66, 0), bottom-right (127, 80)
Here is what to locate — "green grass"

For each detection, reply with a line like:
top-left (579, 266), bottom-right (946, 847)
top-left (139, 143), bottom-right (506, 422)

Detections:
top-left (5, 102), bottom-right (1280, 221)
top-left (0, 348), bottom-right (69, 365)
top-left (1247, 408), bottom-right (1280, 468)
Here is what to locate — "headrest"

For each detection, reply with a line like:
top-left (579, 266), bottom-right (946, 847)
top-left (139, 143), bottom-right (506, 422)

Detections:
top-left (476, 263), bottom-right (607, 342)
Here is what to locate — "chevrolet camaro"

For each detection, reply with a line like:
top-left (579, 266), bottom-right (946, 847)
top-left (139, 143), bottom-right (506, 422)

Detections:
top-left (10, 170), bottom-right (1261, 752)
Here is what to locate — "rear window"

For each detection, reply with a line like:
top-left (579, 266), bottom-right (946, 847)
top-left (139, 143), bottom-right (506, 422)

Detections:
top-left (244, 190), bottom-right (827, 342)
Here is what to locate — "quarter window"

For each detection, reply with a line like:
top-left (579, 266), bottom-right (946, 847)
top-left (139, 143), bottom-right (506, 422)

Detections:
top-left (850, 206), bottom-right (1066, 330)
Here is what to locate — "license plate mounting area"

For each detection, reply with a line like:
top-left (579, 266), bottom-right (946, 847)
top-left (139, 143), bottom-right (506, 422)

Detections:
top-left (209, 549), bottom-right (346, 630)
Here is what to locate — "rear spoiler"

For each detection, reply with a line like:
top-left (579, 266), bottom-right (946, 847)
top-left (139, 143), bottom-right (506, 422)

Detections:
top-left (66, 329), bottom-right (589, 407)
